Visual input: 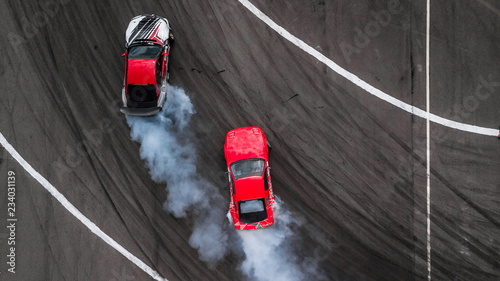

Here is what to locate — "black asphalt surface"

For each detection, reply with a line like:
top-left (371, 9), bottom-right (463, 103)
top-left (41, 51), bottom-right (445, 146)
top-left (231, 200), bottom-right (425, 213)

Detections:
top-left (0, 0), bottom-right (499, 280)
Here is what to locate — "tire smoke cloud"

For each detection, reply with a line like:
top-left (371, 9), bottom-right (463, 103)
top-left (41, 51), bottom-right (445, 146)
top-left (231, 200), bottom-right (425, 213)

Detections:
top-left (126, 85), bottom-right (326, 279)
top-left (127, 85), bottom-right (229, 263)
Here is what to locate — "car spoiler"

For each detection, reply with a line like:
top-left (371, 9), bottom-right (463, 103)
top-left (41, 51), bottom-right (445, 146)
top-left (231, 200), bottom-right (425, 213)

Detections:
top-left (120, 107), bottom-right (162, 116)
top-left (126, 40), bottom-right (163, 49)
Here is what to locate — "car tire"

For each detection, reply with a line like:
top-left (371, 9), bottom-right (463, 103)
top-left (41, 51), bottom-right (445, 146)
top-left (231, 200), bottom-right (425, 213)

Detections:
top-left (267, 140), bottom-right (272, 150)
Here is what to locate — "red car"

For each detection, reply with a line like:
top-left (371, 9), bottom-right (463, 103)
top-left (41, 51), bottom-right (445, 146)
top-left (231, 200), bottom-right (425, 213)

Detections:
top-left (120, 14), bottom-right (174, 116)
top-left (224, 127), bottom-right (276, 230)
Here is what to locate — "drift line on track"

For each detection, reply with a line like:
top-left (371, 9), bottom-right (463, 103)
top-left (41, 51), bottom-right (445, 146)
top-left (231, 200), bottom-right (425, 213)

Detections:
top-left (236, 0), bottom-right (499, 137)
top-left (0, 133), bottom-right (168, 281)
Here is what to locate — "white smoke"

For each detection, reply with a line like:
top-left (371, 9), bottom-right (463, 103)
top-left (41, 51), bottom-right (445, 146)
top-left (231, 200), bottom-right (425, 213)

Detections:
top-left (126, 85), bottom-right (228, 262)
top-left (126, 85), bottom-right (327, 278)
top-left (237, 197), bottom-right (326, 281)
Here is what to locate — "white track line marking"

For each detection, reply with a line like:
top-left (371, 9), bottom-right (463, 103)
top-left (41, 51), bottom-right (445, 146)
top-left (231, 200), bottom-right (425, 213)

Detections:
top-left (0, 133), bottom-right (168, 281)
top-left (236, 0), bottom-right (499, 137)
top-left (426, 0), bottom-right (432, 280)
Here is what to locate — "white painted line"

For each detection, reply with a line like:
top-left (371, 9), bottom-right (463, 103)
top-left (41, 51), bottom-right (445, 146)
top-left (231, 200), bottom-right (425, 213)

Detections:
top-left (0, 133), bottom-right (168, 281)
top-left (426, 0), bottom-right (432, 280)
top-left (236, 0), bottom-right (500, 137)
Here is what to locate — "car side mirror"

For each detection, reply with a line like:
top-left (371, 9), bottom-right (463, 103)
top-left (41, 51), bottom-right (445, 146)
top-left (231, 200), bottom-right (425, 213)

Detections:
top-left (121, 52), bottom-right (126, 57)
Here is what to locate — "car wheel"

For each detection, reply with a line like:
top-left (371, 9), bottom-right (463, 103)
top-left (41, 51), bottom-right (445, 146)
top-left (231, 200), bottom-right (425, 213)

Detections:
top-left (267, 140), bottom-right (272, 150)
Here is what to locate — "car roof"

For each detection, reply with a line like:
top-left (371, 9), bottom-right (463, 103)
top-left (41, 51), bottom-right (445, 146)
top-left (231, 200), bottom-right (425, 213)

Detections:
top-left (225, 126), bottom-right (267, 164)
top-left (127, 59), bottom-right (156, 86)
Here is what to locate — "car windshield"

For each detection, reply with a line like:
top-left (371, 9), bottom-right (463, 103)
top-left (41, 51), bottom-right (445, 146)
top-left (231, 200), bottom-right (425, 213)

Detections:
top-left (231, 159), bottom-right (265, 180)
top-left (128, 45), bottom-right (162, 59)
top-left (239, 198), bottom-right (268, 223)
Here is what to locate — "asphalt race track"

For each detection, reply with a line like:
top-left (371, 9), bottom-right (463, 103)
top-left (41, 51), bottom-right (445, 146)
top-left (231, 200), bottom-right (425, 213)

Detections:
top-left (1, 0), bottom-right (499, 280)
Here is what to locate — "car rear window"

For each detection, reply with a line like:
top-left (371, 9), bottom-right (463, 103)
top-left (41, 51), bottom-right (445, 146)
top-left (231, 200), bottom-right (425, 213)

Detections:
top-left (230, 159), bottom-right (264, 180)
top-left (127, 84), bottom-right (157, 103)
top-left (240, 199), bottom-right (265, 213)
top-left (238, 198), bottom-right (267, 223)
top-left (128, 45), bottom-right (162, 59)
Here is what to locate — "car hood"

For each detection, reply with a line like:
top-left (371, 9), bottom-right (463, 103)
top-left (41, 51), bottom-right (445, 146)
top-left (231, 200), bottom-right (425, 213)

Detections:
top-left (225, 127), bottom-right (267, 164)
top-left (126, 14), bottom-right (169, 46)
top-left (127, 59), bottom-right (156, 85)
